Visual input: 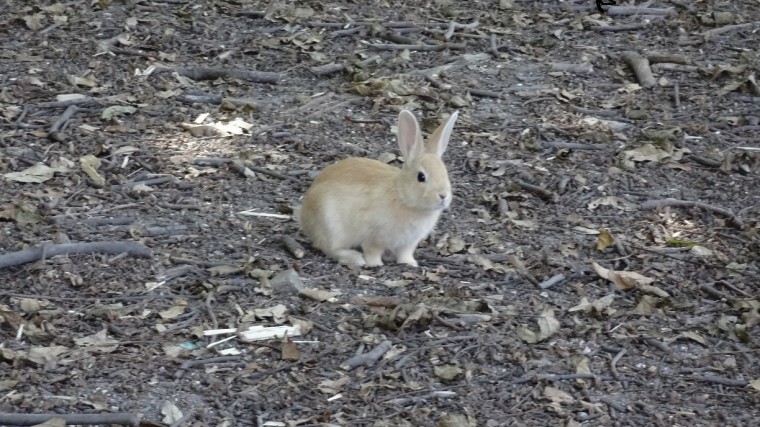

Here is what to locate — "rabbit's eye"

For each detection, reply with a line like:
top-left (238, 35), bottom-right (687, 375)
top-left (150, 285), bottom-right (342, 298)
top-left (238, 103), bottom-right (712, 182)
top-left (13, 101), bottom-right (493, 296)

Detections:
top-left (417, 171), bottom-right (427, 182)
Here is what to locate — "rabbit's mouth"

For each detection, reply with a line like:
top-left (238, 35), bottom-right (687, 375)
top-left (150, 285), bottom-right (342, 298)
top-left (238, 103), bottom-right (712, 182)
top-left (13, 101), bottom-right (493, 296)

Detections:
top-left (434, 196), bottom-right (452, 210)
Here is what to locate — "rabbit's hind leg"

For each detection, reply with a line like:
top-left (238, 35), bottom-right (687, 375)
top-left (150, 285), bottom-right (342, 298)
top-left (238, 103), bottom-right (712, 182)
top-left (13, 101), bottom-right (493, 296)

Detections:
top-left (361, 243), bottom-right (385, 267)
top-left (327, 248), bottom-right (366, 267)
top-left (395, 245), bottom-right (419, 267)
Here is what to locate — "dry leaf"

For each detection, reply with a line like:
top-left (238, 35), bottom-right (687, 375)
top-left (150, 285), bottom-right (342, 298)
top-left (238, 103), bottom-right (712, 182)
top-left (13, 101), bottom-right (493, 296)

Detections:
top-left (281, 338), bottom-right (301, 361)
top-left (80, 154), bottom-right (105, 187)
top-left (433, 364), bottom-right (463, 382)
top-left (31, 417), bottom-right (66, 427)
top-left (3, 163), bottom-right (69, 183)
top-left (159, 303), bottom-right (187, 319)
top-left (596, 228), bottom-right (615, 250)
top-left (592, 262), bottom-right (654, 290)
top-left (298, 288), bottom-right (338, 302)
top-left (538, 308), bottom-right (560, 341)
top-left (622, 143), bottom-right (671, 163)
top-left (568, 294), bottom-right (615, 315)
top-left (679, 331), bottom-right (707, 346)
top-left (161, 401), bottom-right (183, 424)
top-left (575, 356), bottom-right (591, 375)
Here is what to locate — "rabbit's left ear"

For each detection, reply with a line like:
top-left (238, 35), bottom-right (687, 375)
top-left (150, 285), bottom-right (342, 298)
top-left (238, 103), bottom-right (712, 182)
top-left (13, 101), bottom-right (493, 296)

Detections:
top-left (427, 111), bottom-right (458, 157)
top-left (397, 110), bottom-right (423, 160)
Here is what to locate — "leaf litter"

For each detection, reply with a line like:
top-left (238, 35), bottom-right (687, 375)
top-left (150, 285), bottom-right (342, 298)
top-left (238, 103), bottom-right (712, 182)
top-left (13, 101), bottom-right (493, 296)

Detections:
top-left (1, 0), bottom-right (759, 426)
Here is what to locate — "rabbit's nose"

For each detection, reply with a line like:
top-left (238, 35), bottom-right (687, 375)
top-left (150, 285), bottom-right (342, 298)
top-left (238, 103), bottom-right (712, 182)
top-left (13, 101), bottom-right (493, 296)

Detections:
top-left (439, 193), bottom-right (448, 200)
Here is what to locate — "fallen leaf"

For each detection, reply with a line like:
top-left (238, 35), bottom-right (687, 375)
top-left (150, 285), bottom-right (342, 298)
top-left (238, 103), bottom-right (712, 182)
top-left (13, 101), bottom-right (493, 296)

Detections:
top-left (31, 417), bottom-right (66, 427)
top-left (575, 356), bottom-right (591, 375)
top-left (298, 288), bottom-right (338, 302)
top-left (592, 262), bottom-right (655, 290)
top-left (80, 154), bottom-right (106, 187)
top-left (622, 143), bottom-right (671, 163)
top-left (74, 328), bottom-right (119, 353)
top-left (159, 303), bottom-right (187, 320)
top-left (433, 364), bottom-right (463, 382)
top-left (161, 401), bottom-right (183, 424)
top-left (596, 228), bottom-right (615, 250)
top-left (281, 337), bottom-right (301, 361)
top-left (101, 105), bottom-right (137, 120)
top-left (3, 163), bottom-right (68, 183)
top-left (568, 294), bottom-right (615, 315)
top-left (437, 413), bottom-right (476, 427)
top-left (538, 308), bottom-right (560, 341)
top-left (544, 385), bottom-right (574, 403)
top-left (680, 331), bottom-right (707, 346)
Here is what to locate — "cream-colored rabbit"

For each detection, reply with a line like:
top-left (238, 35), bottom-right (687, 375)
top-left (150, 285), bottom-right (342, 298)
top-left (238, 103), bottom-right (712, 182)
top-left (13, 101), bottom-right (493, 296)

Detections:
top-left (297, 110), bottom-right (458, 267)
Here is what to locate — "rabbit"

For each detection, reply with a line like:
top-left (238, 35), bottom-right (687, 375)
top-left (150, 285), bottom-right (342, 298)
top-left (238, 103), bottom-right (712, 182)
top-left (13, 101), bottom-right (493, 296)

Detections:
top-left (296, 109), bottom-right (459, 267)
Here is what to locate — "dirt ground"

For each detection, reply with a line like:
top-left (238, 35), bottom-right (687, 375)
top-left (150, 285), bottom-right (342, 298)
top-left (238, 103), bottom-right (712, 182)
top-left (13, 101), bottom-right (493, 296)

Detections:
top-left (1, 0), bottom-right (759, 426)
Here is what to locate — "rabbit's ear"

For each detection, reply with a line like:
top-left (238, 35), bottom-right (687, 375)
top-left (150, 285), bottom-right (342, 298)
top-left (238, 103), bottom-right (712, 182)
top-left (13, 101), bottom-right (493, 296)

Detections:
top-left (427, 111), bottom-right (458, 157)
top-left (397, 110), bottom-right (423, 160)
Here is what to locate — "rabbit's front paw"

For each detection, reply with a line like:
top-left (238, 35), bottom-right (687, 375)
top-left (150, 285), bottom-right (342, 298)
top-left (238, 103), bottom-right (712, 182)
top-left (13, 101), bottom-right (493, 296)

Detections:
top-left (334, 249), bottom-right (366, 267)
top-left (396, 249), bottom-right (419, 267)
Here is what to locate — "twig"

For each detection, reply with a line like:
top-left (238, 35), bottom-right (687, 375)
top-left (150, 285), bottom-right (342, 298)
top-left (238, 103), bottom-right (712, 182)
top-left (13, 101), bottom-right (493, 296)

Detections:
top-left (699, 283), bottom-right (735, 302)
top-left (515, 179), bottom-right (557, 202)
top-left (606, 6), bottom-right (676, 16)
top-left (468, 88), bottom-right (501, 98)
top-left (152, 65), bottom-right (280, 83)
top-left (247, 165), bottom-right (302, 183)
top-left (367, 42), bottom-right (466, 51)
top-left (647, 53), bottom-right (691, 64)
top-left (110, 176), bottom-right (177, 190)
top-left (639, 198), bottom-right (744, 229)
top-left (593, 21), bottom-right (656, 33)
top-left (620, 51), bottom-right (656, 88)
top-left (0, 241), bottom-right (152, 269)
top-left (49, 104), bottom-right (79, 133)
top-left (599, 396), bottom-right (628, 413)
top-left (174, 356), bottom-right (243, 379)
top-left (715, 280), bottom-right (753, 298)
top-left (488, 33), bottom-right (500, 58)
top-left (443, 20), bottom-right (479, 39)
top-left (341, 340), bottom-right (392, 370)
top-left (0, 413), bottom-right (139, 426)
top-left (540, 141), bottom-right (605, 150)
top-left (673, 82), bottom-right (680, 109)
top-left (693, 375), bottom-right (749, 387)
top-left (310, 62), bottom-right (347, 76)
top-left (52, 216), bottom-right (135, 226)
top-left (550, 62), bottom-right (593, 74)
top-left (702, 21), bottom-right (760, 38)
top-left (610, 348), bottom-right (627, 381)
top-left (538, 274), bottom-right (565, 289)
top-left (281, 235), bottom-right (305, 259)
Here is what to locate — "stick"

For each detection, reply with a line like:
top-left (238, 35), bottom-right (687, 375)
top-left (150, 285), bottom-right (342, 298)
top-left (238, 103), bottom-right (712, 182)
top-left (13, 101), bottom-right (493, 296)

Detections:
top-left (49, 104), bottom-right (79, 133)
top-left (310, 62), bottom-right (347, 76)
top-left (593, 21), bottom-right (655, 33)
top-left (702, 21), bottom-right (760, 38)
top-left (693, 375), bottom-right (749, 387)
top-left (367, 42), bottom-right (466, 51)
top-left (620, 51), bottom-right (656, 87)
top-left (606, 6), bottom-right (676, 16)
top-left (639, 198), bottom-right (744, 229)
top-left (673, 82), bottom-right (681, 109)
top-left (341, 340), bottom-right (392, 370)
top-left (0, 241), bottom-right (152, 269)
top-left (281, 235), bottom-right (305, 259)
top-left (0, 413), bottom-right (139, 426)
top-left (152, 65), bottom-right (280, 83)
top-left (515, 179), bottom-right (557, 202)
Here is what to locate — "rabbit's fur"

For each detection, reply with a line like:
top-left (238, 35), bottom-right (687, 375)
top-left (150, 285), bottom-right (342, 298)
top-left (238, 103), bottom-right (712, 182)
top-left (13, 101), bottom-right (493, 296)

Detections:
top-left (297, 110), bottom-right (458, 267)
